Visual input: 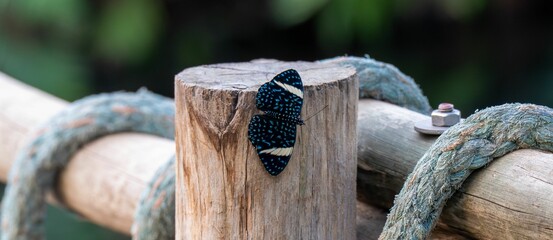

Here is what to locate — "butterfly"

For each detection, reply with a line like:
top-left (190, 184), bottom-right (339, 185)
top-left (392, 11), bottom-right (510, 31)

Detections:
top-left (248, 69), bottom-right (304, 176)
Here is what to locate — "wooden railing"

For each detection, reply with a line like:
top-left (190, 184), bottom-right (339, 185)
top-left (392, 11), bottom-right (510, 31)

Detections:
top-left (1, 68), bottom-right (551, 239)
top-left (0, 72), bottom-right (174, 233)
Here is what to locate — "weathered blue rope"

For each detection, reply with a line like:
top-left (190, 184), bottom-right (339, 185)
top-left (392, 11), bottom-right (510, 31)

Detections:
top-left (378, 103), bottom-right (553, 239)
top-left (132, 156), bottom-right (175, 240)
top-left (0, 89), bottom-right (175, 240)
top-left (320, 56), bottom-right (432, 115)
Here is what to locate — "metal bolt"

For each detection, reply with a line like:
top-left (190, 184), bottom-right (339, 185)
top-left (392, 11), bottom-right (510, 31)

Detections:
top-left (431, 103), bottom-right (461, 127)
top-left (437, 103), bottom-right (454, 112)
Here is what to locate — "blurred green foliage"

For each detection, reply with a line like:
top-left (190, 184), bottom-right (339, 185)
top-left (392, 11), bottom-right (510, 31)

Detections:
top-left (1, 0), bottom-right (552, 238)
top-left (94, 0), bottom-right (163, 64)
top-left (0, 0), bottom-right (89, 100)
top-left (270, 0), bottom-right (328, 26)
top-left (46, 205), bottom-right (128, 240)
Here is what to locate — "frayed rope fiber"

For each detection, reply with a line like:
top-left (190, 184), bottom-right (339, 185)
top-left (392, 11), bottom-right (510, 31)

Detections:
top-left (378, 103), bottom-right (553, 239)
top-left (1, 89), bottom-right (176, 240)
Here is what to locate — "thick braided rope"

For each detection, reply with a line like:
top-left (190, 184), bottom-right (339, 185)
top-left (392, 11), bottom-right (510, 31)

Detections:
top-left (1, 90), bottom-right (175, 240)
top-left (320, 56), bottom-right (432, 115)
top-left (132, 156), bottom-right (175, 240)
top-left (379, 103), bottom-right (553, 239)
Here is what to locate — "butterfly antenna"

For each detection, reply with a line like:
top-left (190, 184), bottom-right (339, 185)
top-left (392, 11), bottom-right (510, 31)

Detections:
top-left (304, 105), bottom-right (328, 122)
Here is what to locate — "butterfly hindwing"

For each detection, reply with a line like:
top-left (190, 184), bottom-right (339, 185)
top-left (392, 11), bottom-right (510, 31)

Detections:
top-left (256, 69), bottom-right (304, 119)
top-left (248, 115), bottom-right (297, 176)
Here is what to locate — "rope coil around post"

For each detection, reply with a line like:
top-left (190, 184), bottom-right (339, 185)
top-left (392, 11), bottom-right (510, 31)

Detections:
top-left (0, 90), bottom-right (175, 240)
top-left (378, 103), bottom-right (553, 239)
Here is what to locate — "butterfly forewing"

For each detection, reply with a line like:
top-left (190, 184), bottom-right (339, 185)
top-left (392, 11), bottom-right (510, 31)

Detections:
top-left (256, 69), bottom-right (304, 119)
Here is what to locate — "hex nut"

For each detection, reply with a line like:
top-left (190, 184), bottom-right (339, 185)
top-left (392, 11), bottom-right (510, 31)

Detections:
top-left (431, 109), bottom-right (461, 127)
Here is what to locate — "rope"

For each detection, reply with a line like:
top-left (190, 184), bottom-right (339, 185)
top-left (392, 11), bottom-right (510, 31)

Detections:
top-left (320, 55), bottom-right (432, 114)
top-left (0, 89), bottom-right (175, 240)
top-left (131, 156), bottom-right (175, 240)
top-left (378, 103), bottom-right (553, 239)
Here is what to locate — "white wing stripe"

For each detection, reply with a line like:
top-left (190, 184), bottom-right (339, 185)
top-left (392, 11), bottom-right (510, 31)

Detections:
top-left (274, 81), bottom-right (303, 99)
top-left (260, 147), bottom-right (293, 156)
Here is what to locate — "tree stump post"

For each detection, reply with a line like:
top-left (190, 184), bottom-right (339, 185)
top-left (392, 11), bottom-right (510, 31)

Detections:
top-left (174, 59), bottom-right (358, 239)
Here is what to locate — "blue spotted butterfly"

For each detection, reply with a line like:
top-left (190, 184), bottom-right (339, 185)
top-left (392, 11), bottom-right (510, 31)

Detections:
top-left (248, 69), bottom-right (304, 176)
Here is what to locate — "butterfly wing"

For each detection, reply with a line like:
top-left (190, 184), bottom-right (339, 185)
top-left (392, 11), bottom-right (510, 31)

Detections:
top-left (256, 69), bottom-right (304, 119)
top-left (248, 115), bottom-right (297, 176)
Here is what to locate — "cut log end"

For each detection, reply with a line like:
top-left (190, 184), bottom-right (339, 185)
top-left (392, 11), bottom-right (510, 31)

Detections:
top-left (175, 59), bottom-right (355, 90)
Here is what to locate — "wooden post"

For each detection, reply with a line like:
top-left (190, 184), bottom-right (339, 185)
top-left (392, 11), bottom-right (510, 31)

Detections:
top-left (174, 59), bottom-right (358, 239)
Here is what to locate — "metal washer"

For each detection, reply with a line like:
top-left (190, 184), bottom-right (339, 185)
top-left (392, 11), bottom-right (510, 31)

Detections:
top-left (414, 119), bottom-right (464, 135)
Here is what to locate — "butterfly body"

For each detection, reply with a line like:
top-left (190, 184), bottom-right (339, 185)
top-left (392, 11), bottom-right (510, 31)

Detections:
top-left (248, 69), bottom-right (304, 176)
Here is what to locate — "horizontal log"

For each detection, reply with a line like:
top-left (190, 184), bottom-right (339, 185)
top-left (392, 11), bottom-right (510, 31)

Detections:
top-left (0, 72), bottom-right (175, 233)
top-left (357, 99), bottom-right (436, 207)
top-left (357, 99), bottom-right (553, 239)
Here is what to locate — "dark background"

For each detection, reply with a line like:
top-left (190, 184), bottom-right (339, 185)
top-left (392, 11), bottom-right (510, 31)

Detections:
top-left (1, 0), bottom-right (552, 238)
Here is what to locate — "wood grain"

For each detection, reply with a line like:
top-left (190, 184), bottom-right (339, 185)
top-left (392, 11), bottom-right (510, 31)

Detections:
top-left (0, 72), bottom-right (175, 233)
top-left (174, 59), bottom-right (359, 239)
top-left (357, 99), bottom-right (553, 239)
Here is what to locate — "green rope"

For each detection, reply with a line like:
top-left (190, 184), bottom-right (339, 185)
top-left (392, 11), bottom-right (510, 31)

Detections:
top-left (0, 90), bottom-right (175, 240)
top-left (378, 103), bottom-right (553, 239)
